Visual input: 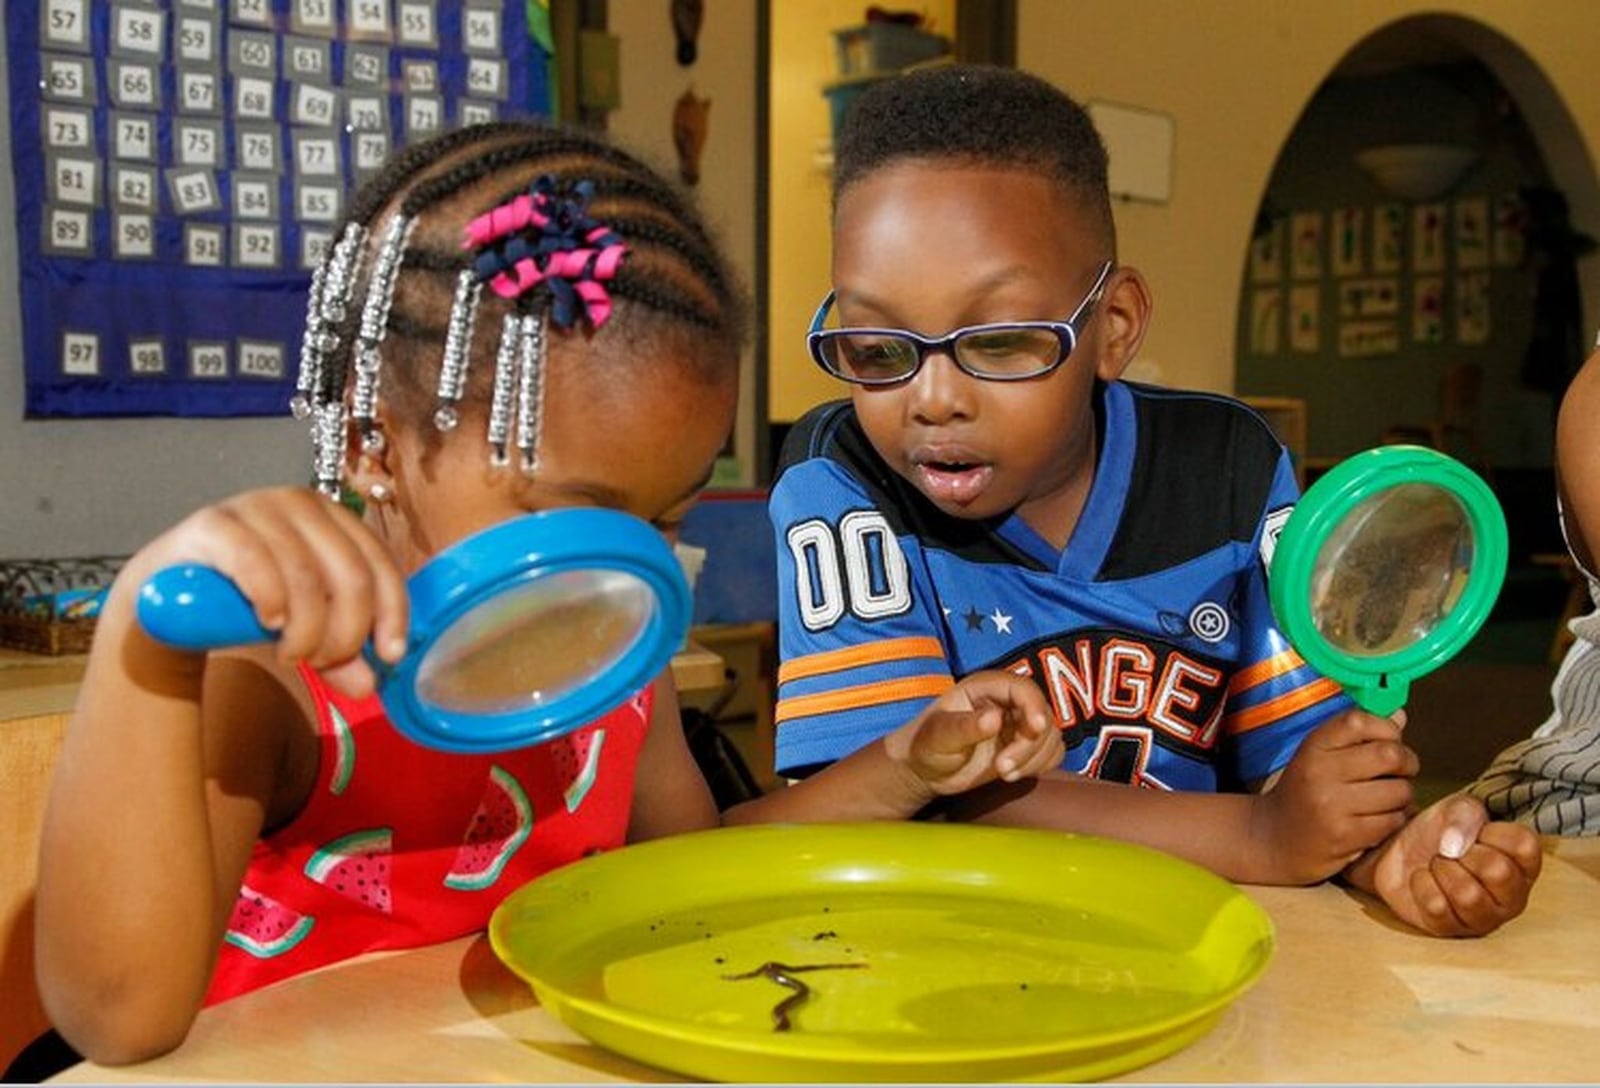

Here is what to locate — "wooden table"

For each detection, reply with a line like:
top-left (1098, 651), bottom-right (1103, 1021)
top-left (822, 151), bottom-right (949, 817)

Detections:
top-left (47, 837), bottom-right (1600, 1084)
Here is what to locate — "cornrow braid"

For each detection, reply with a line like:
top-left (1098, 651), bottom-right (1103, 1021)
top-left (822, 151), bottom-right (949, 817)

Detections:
top-left (295, 120), bottom-right (747, 496)
top-left (344, 120), bottom-right (534, 227)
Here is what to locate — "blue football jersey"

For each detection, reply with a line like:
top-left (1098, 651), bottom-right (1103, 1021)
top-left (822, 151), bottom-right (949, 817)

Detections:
top-left (770, 380), bottom-right (1351, 791)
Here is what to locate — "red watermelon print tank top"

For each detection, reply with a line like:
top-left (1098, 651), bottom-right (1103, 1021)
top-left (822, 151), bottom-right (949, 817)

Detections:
top-left (205, 664), bottom-right (649, 1005)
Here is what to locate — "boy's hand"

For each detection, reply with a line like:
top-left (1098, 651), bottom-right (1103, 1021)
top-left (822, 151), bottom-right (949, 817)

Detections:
top-left (1251, 709), bottom-right (1418, 884)
top-left (1345, 793), bottom-right (1544, 937)
top-left (890, 670), bottom-right (1064, 798)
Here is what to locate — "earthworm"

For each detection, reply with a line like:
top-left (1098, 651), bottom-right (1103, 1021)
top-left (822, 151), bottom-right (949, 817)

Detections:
top-left (720, 960), bottom-right (868, 1031)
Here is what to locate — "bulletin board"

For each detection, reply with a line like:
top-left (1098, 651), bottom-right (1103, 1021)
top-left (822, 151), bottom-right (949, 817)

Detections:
top-left (8, 0), bottom-right (550, 419)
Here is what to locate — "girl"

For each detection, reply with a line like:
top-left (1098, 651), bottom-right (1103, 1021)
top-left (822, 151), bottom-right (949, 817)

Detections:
top-left (34, 121), bottom-right (1062, 1066)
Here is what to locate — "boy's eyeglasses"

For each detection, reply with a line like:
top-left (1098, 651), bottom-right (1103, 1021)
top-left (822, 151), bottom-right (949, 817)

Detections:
top-left (807, 260), bottom-right (1116, 386)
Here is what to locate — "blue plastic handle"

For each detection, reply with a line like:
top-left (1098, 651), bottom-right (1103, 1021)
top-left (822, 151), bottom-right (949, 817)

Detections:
top-left (137, 565), bottom-right (276, 650)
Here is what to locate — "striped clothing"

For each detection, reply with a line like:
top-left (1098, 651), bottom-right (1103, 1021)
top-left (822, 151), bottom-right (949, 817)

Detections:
top-left (770, 381), bottom-right (1350, 790)
top-left (1469, 519), bottom-right (1600, 834)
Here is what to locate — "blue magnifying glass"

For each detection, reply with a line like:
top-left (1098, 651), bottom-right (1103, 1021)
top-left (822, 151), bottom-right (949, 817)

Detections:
top-left (135, 508), bottom-right (690, 753)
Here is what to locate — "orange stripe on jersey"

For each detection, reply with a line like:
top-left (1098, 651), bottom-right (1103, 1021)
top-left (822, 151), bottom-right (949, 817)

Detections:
top-left (775, 675), bottom-right (955, 725)
top-left (1227, 647), bottom-right (1309, 696)
top-left (1225, 677), bottom-right (1344, 735)
top-left (777, 636), bottom-right (947, 685)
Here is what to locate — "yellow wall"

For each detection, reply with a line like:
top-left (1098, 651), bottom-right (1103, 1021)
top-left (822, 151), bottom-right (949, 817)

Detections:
top-left (767, 0), bottom-right (958, 423)
top-left (766, 1), bottom-right (1600, 421)
top-left (609, 1), bottom-right (759, 484)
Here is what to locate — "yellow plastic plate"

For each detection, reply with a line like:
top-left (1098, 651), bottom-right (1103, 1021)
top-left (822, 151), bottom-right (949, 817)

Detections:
top-left (489, 822), bottom-right (1273, 1083)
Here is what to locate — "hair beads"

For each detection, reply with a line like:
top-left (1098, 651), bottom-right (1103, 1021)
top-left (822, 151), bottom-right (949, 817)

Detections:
top-left (288, 121), bottom-right (740, 503)
top-left (434, 269), bottom-right (482, 433)
top-left (487, 313), bottom-right (521, 467)
top-left (308, 223), bottom-right (368, 498)
top-left (350, 215), bottom-right (416, 451)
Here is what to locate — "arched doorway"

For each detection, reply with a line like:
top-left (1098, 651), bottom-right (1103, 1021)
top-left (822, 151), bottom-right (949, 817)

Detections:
top-left (1236, 15), bottom-right (1595, 491)
top-left (1234, 15), bottom-right (1597, 778)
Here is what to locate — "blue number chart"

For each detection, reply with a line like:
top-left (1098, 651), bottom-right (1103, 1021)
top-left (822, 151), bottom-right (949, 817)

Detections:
top-left (9, 0), bottom-right (550, 417)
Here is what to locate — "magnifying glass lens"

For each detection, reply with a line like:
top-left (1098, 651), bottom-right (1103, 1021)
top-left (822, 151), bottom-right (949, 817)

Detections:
top-left (414, 569), bottom-right (656, 714)
top-left (1310, 483), bottom-right (1475, 658)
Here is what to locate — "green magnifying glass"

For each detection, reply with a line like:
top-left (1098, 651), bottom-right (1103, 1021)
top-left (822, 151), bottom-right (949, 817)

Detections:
top-left (1267, 445), bottom-right (1508, 717)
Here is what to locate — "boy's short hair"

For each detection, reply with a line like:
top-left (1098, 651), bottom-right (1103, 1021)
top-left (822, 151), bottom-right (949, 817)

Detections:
top-left (832, 64), bottom-right (1115, 249)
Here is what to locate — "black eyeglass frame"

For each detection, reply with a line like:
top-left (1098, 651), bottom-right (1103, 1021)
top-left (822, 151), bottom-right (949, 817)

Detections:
top-left (806, 260), bottom-right (1117, 386)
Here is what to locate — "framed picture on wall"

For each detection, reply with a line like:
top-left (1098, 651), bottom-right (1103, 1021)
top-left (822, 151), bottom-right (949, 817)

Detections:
top-left (1337, 320), bottom-right (1399, 358)
top-left (1250, 287), bottom-right (1282, 355)
top-left (1457, 270), bottom-right (1491, 344)
top-left (1371, 203), bottom-right (1404, 274)
top-left (1455, 197), bottom-right (1490, 270)
top-left (1250, 218), bottom-right (1285, 284)
top-left (1330, 207), bottom-right (1363, 277)
top-left (1413, 276), bottom-right (1445, 343)
top-left (1412, 203), bottom-right (1447, 273)
top-left (1290, 211), bottom-right (1323, 279)
top-left (1289, 283), bottom-right (1319, 352)
top-left (1492, 191), bottom-right (1527, 267)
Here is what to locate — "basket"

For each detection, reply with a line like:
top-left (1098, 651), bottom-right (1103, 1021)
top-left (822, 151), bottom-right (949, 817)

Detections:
top-left (0, 556), bottom-right (127, 655)
top-left (833, 22), bottom-right (950, 77)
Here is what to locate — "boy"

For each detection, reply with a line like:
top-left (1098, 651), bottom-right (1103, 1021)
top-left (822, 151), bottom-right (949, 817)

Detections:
top-left (770, 64), bottom-right (1540, 936)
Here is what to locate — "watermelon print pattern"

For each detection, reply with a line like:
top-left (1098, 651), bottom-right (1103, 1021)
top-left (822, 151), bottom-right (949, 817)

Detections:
top-left (444, 765), bottom-right (533, 891)
top-left (304, 828), bottom-right (393, 914)
top-left (224, 885), bottom-right (315, 958)
top-left (552, 727), bottom-right (607, 812)
top-left (328, 703), bottom-right (355, 796)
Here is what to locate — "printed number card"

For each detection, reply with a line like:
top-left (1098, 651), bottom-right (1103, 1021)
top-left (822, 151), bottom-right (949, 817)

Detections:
top-left (8, 0), bottom-right (550, 417)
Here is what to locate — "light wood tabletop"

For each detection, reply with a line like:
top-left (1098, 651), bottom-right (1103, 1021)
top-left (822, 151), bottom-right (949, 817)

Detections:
top-left (47, 837), bottom-right (1600, 1084)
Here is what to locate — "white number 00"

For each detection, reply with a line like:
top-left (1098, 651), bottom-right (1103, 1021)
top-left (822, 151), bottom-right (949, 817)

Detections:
top-left (787, 511), bottom-right (911, 631)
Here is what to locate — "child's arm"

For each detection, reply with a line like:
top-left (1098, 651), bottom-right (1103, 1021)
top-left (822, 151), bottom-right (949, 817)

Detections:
top-left (35, 487), bottom-right (408, 1064)
top-left (713, 670), bottom-right (1062, 826)
top-left (936, 707), bottom-right (1416, 886)
top-left (626, 673), bottom-right (722, 841)
top-left (1557, 345), bottom-right (1600, 573)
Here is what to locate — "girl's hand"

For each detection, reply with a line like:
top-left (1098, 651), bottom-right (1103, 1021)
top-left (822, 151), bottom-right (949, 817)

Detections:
top-left (123, 486), bottom-right (409, 697)
top-left (888, 670), bottom-right (1064, 799)
top-left (1249, 709), bottom-right (1419, 884)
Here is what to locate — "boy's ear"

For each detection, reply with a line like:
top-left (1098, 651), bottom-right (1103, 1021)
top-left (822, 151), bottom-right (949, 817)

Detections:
top-left (1092, 266), bottom-right (1153, 382)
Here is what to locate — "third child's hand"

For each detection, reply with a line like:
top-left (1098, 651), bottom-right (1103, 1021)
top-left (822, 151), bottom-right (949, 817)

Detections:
top-left (1347, 793), bottom-right (1544, 937)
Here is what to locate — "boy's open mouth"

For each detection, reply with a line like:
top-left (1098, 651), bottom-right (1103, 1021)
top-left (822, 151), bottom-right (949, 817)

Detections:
top-left (914, 460), bottom-right (994, 506)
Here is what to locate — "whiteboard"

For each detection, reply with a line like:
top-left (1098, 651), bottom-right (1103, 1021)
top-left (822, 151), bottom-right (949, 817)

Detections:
top-left (1087, 100), bottom-right (1175, 204)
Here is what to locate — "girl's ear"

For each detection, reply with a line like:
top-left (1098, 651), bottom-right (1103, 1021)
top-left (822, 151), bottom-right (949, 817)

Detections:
top-left (343, 415), bottom-right (396, 504)
top-left (1092, 265), bottom-right (1153, 382)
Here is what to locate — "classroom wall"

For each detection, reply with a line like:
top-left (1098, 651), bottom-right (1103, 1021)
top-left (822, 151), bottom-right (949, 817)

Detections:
top-left (1236, 61), bottom-right (1553, 466)
top-left (0, 6), bottom-right (763, 559)
top-left (1015, 0), bottom-right (1600, 400)
top-left (0, 31), bottom-right (311, 560)
top-left (606, 0), bottom-right (759, 487)
top-left (764, 0), bottom-right (1600, 423)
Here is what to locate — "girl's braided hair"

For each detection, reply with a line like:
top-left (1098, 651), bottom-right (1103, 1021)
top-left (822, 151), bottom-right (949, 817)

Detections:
top-left (296, 120), bottom-right (747, 490)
